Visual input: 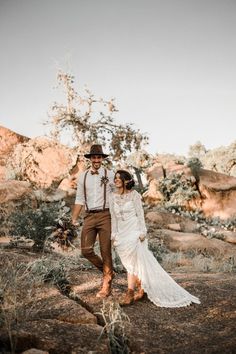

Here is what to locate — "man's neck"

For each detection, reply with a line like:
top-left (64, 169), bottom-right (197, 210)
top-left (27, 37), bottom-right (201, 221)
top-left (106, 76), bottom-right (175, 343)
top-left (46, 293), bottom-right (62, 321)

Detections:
top-left (91, 166), bottom-right (102, 171)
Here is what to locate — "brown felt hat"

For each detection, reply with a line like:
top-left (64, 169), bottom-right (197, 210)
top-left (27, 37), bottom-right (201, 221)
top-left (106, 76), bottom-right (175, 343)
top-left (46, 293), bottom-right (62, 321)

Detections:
top-left (84, 144), bottom-right (109, 159)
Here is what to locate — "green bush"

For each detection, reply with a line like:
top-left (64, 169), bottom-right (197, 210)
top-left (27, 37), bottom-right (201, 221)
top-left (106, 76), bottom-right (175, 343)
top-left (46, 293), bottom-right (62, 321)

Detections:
top-left (158, 172), bottom-right (199, 209)
top-left (8, 202), bottom-right (61, 251)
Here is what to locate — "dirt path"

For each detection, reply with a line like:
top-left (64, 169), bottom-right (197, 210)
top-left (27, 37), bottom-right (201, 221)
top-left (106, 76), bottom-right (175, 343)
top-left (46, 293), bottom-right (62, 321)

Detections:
top-left (0, 247), bottom-right (235, 353)
top-left (71, 270), bottom-right (236, 354)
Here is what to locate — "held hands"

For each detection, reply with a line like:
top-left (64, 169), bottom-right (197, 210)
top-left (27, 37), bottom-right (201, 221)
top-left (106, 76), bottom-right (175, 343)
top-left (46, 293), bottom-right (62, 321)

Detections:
top-left (139, 234), bottom-right (146, 242)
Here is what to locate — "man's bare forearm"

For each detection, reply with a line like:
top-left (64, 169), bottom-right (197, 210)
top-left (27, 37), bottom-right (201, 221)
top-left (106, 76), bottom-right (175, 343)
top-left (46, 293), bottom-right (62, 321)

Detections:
top-left (71, 204), bottom-right (83, 225)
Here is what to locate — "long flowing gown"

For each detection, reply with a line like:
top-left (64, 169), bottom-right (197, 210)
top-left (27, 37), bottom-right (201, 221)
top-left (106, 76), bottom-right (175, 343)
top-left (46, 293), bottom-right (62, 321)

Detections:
top-left (109, 190), bottom-right (200, 308)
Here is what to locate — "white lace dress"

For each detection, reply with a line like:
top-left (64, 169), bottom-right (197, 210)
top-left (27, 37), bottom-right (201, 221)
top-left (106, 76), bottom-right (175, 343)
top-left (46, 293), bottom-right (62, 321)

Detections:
top-left (109, 190), bottom-right (200, 308)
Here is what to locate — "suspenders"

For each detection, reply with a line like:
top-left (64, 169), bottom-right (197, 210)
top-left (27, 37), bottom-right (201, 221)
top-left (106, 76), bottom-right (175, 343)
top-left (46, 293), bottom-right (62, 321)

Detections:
top-left (83, 168), bottom-right (108, 212)
top-left (103, 168), bottom-right (107, 210)
top-left (83, 170), bottom-right (89, 212)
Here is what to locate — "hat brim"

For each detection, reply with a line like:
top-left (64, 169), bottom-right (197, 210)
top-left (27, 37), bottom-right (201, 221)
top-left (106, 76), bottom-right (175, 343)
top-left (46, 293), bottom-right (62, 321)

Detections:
top-left (84, 153), bottom-right (109, 159)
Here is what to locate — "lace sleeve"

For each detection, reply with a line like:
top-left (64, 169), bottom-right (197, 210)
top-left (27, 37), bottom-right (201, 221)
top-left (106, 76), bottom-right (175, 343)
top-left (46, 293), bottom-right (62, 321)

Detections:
top-left (109, 193), bottom-right (118, 240)
top-left (132, 190), bottom-right (147, 236)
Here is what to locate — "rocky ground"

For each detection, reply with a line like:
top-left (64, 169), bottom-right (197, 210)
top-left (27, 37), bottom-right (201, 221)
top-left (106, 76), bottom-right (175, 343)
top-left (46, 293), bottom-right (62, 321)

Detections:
top-left (0, 246), bottom-right (235, 354)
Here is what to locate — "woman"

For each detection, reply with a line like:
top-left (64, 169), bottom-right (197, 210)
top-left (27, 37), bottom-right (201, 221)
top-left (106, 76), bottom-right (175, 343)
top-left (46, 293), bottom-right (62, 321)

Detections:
top-left (109, 170), bottom-right (200, 307)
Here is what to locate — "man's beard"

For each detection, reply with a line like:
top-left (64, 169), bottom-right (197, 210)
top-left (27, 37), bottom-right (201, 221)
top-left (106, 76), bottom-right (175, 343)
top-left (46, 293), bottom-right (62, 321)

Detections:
top-left (92, 162), bottom-right (101, 170)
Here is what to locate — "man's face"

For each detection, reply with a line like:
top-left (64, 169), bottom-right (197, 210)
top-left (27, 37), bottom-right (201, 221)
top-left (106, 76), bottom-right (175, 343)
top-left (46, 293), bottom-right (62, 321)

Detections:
top-left (90, 155), bottom-right (104, 170)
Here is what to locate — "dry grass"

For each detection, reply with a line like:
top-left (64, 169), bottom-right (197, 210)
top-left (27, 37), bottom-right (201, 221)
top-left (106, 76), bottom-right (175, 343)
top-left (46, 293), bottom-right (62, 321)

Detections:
top-left (161, 251), bottom-right (236, 273)
top-left (97, 301), bottom-right (130, 354)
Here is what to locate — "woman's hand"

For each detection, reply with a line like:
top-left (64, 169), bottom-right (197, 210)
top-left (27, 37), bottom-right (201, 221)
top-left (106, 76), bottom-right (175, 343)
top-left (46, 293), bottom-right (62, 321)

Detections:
top-left (111, 239), bottom-right (117, 247)
top-left (139, 234), bottom-right (146, 242)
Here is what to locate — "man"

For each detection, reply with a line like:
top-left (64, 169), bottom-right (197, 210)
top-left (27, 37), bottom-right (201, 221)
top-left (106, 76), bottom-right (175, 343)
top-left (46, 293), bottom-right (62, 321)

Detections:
top-left (72, 144), bottom-right (114, 298)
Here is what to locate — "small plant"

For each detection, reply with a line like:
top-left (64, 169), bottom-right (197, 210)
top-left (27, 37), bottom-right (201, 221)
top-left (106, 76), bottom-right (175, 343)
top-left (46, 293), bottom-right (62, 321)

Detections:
top-left (97, 301), bottom-right (130, 354)
top-left (192, 254), bottom-right (236, 273)
top-left (0, 205), bottom-right (11, 237)
top-left (148, 241), bottom-right (168, 263)
top-left (0, 259), bottom-right (37, 353)
top-left (112, 249), bottom-right (125, 273)
top-left (28, 257), bottom-right (71, 294)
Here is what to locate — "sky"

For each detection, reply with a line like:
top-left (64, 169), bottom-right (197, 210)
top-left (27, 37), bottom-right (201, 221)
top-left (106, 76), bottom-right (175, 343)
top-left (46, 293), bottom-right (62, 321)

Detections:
top-left (0, 0), bottom-right (236, 156)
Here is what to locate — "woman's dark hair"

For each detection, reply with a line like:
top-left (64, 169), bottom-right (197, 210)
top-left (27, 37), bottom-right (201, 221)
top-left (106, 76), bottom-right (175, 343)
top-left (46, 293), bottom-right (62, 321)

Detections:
top-left (115, 170), bottom-right (135, 191)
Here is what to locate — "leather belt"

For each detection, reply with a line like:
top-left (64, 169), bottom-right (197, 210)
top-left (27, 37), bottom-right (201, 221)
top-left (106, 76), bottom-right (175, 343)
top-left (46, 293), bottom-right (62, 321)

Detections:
top-left (86, 208), bottom-right (109, 214)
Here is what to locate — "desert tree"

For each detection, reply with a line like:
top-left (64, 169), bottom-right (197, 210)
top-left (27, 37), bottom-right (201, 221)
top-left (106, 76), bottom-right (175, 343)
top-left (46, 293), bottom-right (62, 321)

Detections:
top-left (188, 141), bottom-right (207, 159)
top-left (46, 71), bottom-right (149, 162)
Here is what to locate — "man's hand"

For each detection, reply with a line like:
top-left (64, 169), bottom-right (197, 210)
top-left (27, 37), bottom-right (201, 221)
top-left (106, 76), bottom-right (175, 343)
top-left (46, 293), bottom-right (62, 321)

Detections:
top-left (71, 217), bottom-right (83, 227)
top-left (71, 204), bottom-right (83, 226)
top-left (71, 220), bottom-right (80, 227)
top-left (139, 234), bottom-right (146, 242)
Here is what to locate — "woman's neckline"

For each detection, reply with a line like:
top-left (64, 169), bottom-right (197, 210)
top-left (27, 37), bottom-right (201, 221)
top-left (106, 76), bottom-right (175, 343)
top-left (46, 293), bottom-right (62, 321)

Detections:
top-left (114, 190), bottom-right (133, 196)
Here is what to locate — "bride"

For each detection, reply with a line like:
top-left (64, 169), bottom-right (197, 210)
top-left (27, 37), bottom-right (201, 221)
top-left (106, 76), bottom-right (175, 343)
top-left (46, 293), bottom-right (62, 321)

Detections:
top-left (109, 170), bottom-right (200, 307)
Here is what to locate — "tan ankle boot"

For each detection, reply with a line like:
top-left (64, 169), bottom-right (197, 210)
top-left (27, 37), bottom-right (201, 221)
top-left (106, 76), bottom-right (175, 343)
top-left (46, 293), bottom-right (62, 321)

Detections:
top-left (96, 283), bottom-right (111, 298)
top-left (96, 276), bottom-right (112, 298)
top-left (120, 289), bottom-right (135, 306)
top-left (134, 279), bottom-right (145, 301)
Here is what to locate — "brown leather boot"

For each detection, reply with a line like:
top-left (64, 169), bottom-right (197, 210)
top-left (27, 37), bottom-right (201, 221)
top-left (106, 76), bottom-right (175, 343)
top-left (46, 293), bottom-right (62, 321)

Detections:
top-left (134, 279), bottom-right (145, 301)
top-left (96, 276), bottom-right (112, 298)
top-left (120, 289), bottom-right (135, 306)
top-left (96, 283), bottom-right (111, 298)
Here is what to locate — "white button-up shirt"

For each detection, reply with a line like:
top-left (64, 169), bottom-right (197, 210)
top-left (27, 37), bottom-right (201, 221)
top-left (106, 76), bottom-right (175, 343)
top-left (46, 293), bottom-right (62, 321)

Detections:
top-left (75, 167), bottom-right (115, 210)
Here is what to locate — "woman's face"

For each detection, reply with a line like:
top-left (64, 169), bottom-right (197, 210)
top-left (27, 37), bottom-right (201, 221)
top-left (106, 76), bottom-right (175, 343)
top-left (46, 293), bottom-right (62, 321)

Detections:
top-left (114, 173), bottom-right (124, 189)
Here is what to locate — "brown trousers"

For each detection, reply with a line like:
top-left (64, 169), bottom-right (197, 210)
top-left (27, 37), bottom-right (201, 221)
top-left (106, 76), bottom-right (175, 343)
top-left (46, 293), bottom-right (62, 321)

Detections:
top-left (81, 210), bottom-right (113, 280)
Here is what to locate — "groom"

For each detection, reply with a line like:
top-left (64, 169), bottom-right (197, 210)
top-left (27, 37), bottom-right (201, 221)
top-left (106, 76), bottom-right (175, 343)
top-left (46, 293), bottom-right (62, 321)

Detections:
top-left (72, 144), bottom-right (114, 298)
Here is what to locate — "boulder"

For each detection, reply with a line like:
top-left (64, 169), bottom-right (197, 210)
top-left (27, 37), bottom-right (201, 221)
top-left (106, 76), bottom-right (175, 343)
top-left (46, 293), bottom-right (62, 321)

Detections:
top-left (167, 223), bottom-right (182, 232)
top-left (142, 179), bottom-right (164, 205)
top-left (22, 349), bottom-right (49, 354)
top-left (0, 180), bottom-right (33, 204)
top-left (220, 231), bottom-right (236, 244)
top-left (146, 211), bottom-right (199, 233)
top-left (159, 229), bottom-right (236, 258)
top-left (195, 169), bottom-right (236, 219)
top-left (145, 158), bottom-right (236, 219)
top-left (145, 156), bottom-right (187, 182)
top-left (24, 287), bottom-right (97, 325)
top-left (6, 137), bottom-right (79, 188)
top-left (0, 125), bottom-right (29, 181)
top-left (0, 320), bottom-right (109, 354)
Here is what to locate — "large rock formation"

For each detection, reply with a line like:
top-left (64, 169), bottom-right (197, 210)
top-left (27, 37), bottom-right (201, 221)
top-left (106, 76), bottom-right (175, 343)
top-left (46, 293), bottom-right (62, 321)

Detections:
top-left (5, 136), bottom-right (81, 189)
top-left (194, 169), bottom-right (236, 219)
top-left (0, 125), bottom-right (29, 181)
top-left (144, 160), bottom-right (236, 219)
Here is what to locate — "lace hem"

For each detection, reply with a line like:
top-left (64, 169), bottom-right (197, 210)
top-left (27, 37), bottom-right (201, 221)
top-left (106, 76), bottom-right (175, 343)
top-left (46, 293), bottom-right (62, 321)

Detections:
top-left (125, 266), bottom-right (200, 308)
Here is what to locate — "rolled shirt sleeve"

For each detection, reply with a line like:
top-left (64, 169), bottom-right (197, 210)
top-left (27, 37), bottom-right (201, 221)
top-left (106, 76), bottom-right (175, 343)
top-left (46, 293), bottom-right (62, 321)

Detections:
top-left (75, 172), bottom-right (85, 205)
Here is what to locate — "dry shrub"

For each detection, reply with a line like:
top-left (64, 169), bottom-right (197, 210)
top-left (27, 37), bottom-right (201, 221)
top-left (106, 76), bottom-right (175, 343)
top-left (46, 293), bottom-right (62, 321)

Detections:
top-left (97, 301), bottom-right (130, 354)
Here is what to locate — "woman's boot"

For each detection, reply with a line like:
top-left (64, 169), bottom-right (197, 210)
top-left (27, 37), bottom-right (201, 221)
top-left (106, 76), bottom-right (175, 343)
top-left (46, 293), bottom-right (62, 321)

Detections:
top-left (134, 279), bottom-right (145, 301)
top-left (120, 289), bottom-right (135, 306)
